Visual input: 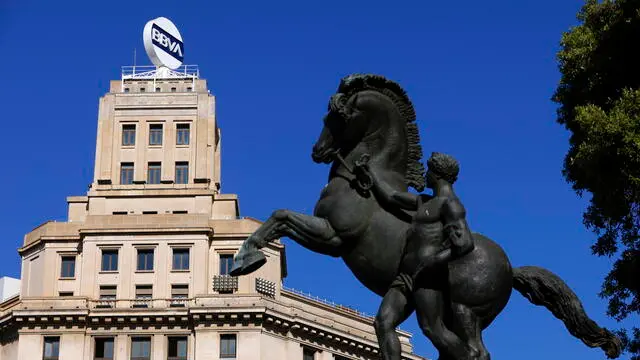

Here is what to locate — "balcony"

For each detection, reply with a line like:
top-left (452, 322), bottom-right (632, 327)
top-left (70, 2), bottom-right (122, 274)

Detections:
top-left (212, 275), bottom-right (238, 293)
top-left (89, 298), bottom-right (194, 310)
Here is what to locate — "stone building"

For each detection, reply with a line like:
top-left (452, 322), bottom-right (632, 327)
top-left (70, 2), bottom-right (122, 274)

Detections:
top-left (0, 66), bottom-right (424, 360)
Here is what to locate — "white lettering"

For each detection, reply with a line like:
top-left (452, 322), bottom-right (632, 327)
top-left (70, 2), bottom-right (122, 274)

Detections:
top-left (152, 27), bottom-right (183, 56)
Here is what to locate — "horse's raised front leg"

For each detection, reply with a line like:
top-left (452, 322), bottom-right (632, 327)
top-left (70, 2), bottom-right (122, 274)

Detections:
top-left (230, 209), bottom-right (343, 276)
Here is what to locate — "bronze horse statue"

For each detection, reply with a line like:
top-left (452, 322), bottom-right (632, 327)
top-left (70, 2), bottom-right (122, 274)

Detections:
top-left (230, 74), bottom-right (621, 360)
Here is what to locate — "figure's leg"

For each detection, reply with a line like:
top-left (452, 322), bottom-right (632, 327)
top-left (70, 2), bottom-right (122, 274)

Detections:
top-left (449, 303), bottom-right (489, 360)
top-left (413, 288), bottom-right (475, 360)
top-left (231, 209), bottom-right (343, 276)
top-left (374, 287), bottom-right (414, 360)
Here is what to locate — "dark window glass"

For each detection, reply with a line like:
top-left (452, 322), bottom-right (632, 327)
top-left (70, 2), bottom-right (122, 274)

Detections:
top-left (124, 88), bottom-right (130, 93)
top-left (140, 88), bottom-right (146, 92)
top-left (137, 249), bottom-right (154, 271)
top-left (130, 337), bottom-right (151, 360)
top-left (101, 250), bottom-right (118, 271)
top-left (43, 337), bottom-right (60, 360)
top-left (219, 254), bottom-right (234, 275)
top-left (186, 87), bottom-right (192, 92)
top-left (155, 87), bottom-right (161, 92)
top-left (303, 348), bottom-right (316, 360)
top-left (135, 285), bottom-right (152, 299)
top-left (171, 87), bottom-right (177, 92)
top-left (147, 162), bottom-right (161, 184)
top-left (176, 124), bottom-right (190, 145)
top-left (120, 163), bottom-right (134, 185)
top-left (172, 249), bottom-right (189, 270)
top-left (168, 337), bottom-right (188, 360)
top-left (59, 292), bottom-right (73, 297)
top-left (122, 124), bottom-right (136, 146)
top-left (149, 124), bottom-right (163, 145)
top-left (60, 256), bottom-right (75, 278)
top-left (94, 337), bottom-right (114, 360)
top-left (175, 162), bottom-right (189, 184)
top-left (220, 334), bottom-right (236, 358)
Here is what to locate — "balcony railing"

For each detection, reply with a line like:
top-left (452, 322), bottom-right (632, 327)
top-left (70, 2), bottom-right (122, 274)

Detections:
top-left (212, 275), bottom-right (238, 293)
top-left (89, 298), bottom-right (194, 309)
top-left (131, 298), bottom-right (152, 308)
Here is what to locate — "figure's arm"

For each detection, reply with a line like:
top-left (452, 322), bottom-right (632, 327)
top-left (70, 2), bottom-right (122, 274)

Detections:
top-left (367, 169), bottom-right (419, 210)
top-left (441, 199), bottom-right (475, 257)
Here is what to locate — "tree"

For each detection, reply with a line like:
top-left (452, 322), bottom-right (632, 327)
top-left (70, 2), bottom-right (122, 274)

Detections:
top-left (553, 0), bottom-right (640, 358)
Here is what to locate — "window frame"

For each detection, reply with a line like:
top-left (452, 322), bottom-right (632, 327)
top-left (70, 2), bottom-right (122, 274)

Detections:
top-left (167, 336), bottom-right (188, 360)
top-left (101, 249), bottom-right (119, 272)
top-left (219, 334), bottom-right (237, 359)
top-left (175, 162), bottom-right (189, 184)
top-left (42, 336), bottom-right (60, 360)
top-left (120, 162), bottom-right (134, 185)
top-left (122, 124), bottom-right (136, 146)
top-left (176, 123), bottom-right (190, 146)
top-left (136, 248), bottom-right (154, 271)
top-left (219, 254), bottom-right (235, 276)
top-left (147, 162), bottom-right (161, 184)
top-left (148, 123), bottom-right (163, 146)
top-left (60, 255), bottom-right (76, 278)
top-left (172, 248), bottom-right (190, 271)
top-left (130, 337), bottom-right (151, 360)
top-left (94, 337), bottom-right (115, 360)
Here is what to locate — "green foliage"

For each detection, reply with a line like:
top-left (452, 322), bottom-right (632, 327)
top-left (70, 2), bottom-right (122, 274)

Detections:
top-left (553, 0), bottom-right (640, 358)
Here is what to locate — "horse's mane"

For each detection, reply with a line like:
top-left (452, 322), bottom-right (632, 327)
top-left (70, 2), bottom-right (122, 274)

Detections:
top-left (337, 74), bottom-right (426, 191)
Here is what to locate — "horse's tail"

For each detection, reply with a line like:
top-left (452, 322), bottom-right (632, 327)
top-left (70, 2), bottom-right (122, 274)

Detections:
top-left (512, 266), bottom-right (622, 359)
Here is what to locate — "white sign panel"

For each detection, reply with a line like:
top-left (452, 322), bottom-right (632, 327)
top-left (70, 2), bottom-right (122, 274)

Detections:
top-left (143, 17), bottom-right (184, 69)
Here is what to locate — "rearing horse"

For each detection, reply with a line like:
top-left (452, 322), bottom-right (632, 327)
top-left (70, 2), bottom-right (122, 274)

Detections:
top-left (230, 74), bottom-right (621, 360)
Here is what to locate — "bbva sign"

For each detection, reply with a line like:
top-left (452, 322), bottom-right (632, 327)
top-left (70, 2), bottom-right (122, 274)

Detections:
top-left (143, 17), bottom-right (184, 69)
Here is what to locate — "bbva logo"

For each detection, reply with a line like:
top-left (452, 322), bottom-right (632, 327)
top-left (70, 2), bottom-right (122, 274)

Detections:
top-left (151, 24), bottom-right (184, 62)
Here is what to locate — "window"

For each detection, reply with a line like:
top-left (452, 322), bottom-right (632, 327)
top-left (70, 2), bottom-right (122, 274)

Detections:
top-left (142, 211), bottom-right (158, 215)
top-left (59, 291), bottom-right (73, 297)
top-left (43, 337), bottom-right (60, 360)
top-left (175, 162), bottom-right (189, 184)
top-left (303, 348), bottom-right (316, 360)
top-left (137, 249), bottom-right (154, 271)
top-left (219, 254), bottom-right (234, 275)
top-left (130, 337), bottom-right (151, 360)
top-left (134, 285), bottom-right (152, 308)
top-left (140, 87), bottom-right (146, 92)
top-left (120, 163), bottom-right (134, 185)
top-left (94, 337), bottom-right (114, 360)
top-left (186, 87), bottom-right (192, 92)
top-left (101, 250), bottom-right (118, 271)
top-left (220, 334), bottom-right (236, 359)
top-left (171, 87), bottom-right (177, 92)
top-left (149, 124), bottom-right (163, 145)
top-left (172, 249), bottom-right (189, 270)
top-left (333, 355), bottom-right (349, 360)
top-left (168, 337), bottom-right (188, 360)
top-left (171, 284), bottom-right (188, 299)
top-left (122, 124), bottom-right (136, 146)
top-left (155, 87), bottom-right (161, 92)
top-left (113, 211), bottom-right (128, 215)
top-left (124, 88), bottom-right (130, 93)
top-left (147, 162), bottom-right (161, 184)
top-left (172, 210), bottom-right (188, 214)
top-left (60, 256), bottom-right (75, 278)
top-left (99, 286), bottom-right (116, 300)
top-left (176, 124), bottom-right (190, 145)
top-left (170, 284), bottom-right (188, 307)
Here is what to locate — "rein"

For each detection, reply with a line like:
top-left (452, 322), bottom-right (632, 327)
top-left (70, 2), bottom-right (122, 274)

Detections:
top-left (333, 152), bottom-right (373, 191)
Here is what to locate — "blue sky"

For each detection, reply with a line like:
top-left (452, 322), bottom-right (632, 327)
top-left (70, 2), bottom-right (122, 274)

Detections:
top-left (1, 0), bottom-right (636, 359)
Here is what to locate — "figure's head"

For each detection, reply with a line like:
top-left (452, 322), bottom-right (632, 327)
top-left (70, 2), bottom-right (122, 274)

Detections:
top-left (426, 152), bottom-right (459, 188)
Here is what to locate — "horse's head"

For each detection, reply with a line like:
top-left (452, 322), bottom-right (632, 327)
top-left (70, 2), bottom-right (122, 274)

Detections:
top-left (312, 74), bottom-right (427, 192)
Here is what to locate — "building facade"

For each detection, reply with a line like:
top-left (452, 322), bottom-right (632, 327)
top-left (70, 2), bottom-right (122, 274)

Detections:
top-left (0, 66), bottom-right (424, 360)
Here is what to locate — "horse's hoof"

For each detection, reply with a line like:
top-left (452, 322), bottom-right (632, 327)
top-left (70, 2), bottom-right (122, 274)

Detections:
top-left (230, 250), bottom-right (266, 276)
